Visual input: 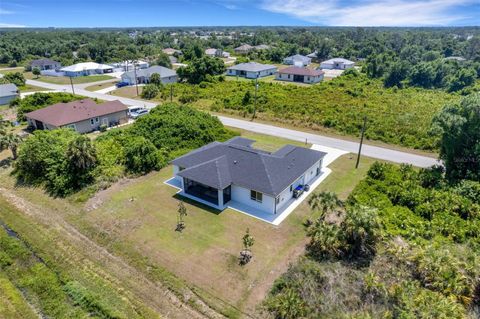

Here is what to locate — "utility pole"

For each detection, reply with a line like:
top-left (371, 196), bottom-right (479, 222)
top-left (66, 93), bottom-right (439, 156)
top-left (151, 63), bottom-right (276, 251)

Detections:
top-left (133, 60), bottom-right (139, 96)
top-left (69, 76), bottom-right (75, 95)
top-left (170, 85), bottom-right (173, 102)
top-left (355, 116), bottom-right (367, 169)
top-left (252, 77), bottom-right (258, 120)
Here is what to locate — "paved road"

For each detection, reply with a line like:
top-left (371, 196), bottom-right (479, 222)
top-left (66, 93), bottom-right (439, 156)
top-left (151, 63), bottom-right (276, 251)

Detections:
top-left (26, 79), bottom-right (439, 167)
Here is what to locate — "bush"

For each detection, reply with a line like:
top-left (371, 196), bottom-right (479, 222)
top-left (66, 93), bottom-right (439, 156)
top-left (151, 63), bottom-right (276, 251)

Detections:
top-left (123, 136), bottom-right (163, 174)
top-left (141, 84), bottom-right (160, 99)
top-left (3, 72), bottom-right (25, 87)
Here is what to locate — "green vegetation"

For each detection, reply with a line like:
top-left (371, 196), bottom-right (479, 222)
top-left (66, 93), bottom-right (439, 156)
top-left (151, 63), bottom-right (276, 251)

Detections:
top-left (11, 92), bottom-right (85, 121)
top-left (0, 72), bottom-right (25, 87)
top-left (163, 73), bottom-right (458, 150)
top-left (432, 93), bottom-right (480, 181)
top-left (14, 103), bottom-right (236, 197)
top-left (265, 162), bottom-right (480, 318)
top-left (177, 56), bottom-right (226, 84)
top-left (32, 74), bottom-right (114, 85)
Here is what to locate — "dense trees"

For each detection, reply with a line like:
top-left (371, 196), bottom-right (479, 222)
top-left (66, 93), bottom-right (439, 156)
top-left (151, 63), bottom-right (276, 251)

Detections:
top-left (176, 56), bottom-right (225, 84)
top-left (432, 93), bottom-right (480, 181)
top-left (1, 72), bottom-right (25, 87)
top-left (266, 162), bottom-right (480, 318)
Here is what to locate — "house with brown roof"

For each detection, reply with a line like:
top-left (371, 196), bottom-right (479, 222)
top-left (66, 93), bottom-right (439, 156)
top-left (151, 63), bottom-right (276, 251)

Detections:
top-left (25, 99), bottom-right (128, 134)
top-left (276, 67), bottom-right (324, 84)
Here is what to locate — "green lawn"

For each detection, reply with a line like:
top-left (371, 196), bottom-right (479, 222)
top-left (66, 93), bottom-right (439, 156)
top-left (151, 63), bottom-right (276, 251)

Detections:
top-left (18, 84), bottom-right (49, 93)
top-left (25, 72), bottom-right (115, 85)
top-left (84, 81), bottom-right (118, 92)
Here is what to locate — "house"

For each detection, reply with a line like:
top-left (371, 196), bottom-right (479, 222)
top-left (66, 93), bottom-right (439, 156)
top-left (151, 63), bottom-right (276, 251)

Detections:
top-left (112, 60), bottom-right (149, 71)
top-left (0, 83), bottom-right (19, 105)
top-left (444, 56), bottom-right (467, 62)
top-left (171, 137), bottom-right (326, 214)
top-left (320, 58), bottom-right (355, 70)
top-left (121, 65), bottom-right (177, 85)
top-left (60, 62), bottom-right (114, 77)
top-left (25, 99), bottom-right (128, 134)
top-left (30, 59), bottom-right (62, 71)
top-left (307, 52), bottom-right (320, 62)
top-left (254, 44), bottom-right (270, 50)
top-left (283, 54), bottom-right (311, 66)
top-left (227, 62), bottom-right (277, 79)
top-left (205, 48), bottom-right (222, 57)
top-left (234, 44), bottom-right (254, 55)
top-left (163, 48), bottom-right (182, 56)
top-left (276, 67), bottom-right (324, 84)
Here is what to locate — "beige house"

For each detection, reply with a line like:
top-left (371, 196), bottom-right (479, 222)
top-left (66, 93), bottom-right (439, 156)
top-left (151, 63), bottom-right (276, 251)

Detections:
top-left (276, 67), bottom-right (325, 84)
top-left (25, 99), bottom-right (128, 134)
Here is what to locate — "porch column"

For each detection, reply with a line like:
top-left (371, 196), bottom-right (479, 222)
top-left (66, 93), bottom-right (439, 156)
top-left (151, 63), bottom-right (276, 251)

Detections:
top-left (180, 177), bottom-right (185, 192)
top-left (218, 189), bottom-right (224, 209)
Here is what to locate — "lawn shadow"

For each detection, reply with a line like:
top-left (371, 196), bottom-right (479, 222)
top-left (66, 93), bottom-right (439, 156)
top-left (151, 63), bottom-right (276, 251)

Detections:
top-left (173, 193), bottom-right (222, 216)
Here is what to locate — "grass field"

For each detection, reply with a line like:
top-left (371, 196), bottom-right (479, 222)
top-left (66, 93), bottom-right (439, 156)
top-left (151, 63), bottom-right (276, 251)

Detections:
top-left (110, 85), bottom-right (144, 98)
top-left (0, 129), bottom-right (379, 317)
top-left (18, 84), bottom-right (49, 93)
top-left (84, 81), bottom-right (118, 91)
top-left (25, 73), bottom-right (115, 85)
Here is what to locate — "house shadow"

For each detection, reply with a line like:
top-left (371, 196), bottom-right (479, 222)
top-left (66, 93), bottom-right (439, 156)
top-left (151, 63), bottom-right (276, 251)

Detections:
top-left (172, 193), bottom-right (222, 216)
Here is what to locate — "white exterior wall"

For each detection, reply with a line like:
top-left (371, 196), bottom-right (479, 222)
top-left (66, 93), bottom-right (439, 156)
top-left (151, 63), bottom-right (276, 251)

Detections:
top-left (275, 73), bottom-right (324, 84)
top-left (275, 160), bottom-right (322, 212)
top-left (0, 95), bottom-right (17, 105)
top-left (231, 185), bottom-right (275, 214)
top-left (227, 68), bottom-right (277, 79)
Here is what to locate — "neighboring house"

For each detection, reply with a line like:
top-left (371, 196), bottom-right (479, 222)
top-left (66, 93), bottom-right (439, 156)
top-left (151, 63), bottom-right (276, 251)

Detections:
top-left (30, 59), bottom-right (62, 71)
top-left (163, 48), bottom-right (182, 56)
top-left (234, 44), bottom-right (254, 55)
top-left (60, 62), bottom-right (114, 77)
top-left (171, 137), bottom-right (326, 214)
top-left (112, 60), bottom-right (149, 71)
top-left (276, 67), bottom-right (324, 84)
top-left (307, 51), bottom-right (320, 62)
top-left (25, 99), bottom-right (128, 134)
top-left (205, 48), bottom-right (222, 57)
top-left (320, 58), bottom-right (355, 70)
top-left (254, 44), bottom-right (270, 50)
top-left (283, 54), bottom-right (311, 66)
top-left (121, 65), bottom-right (178, 85)
top-left (444, 56), bottom-right (467, 62)
top-left (227, 62), bottom-right (277, 79)
top-left (0, 83), bottom-right (19, 105)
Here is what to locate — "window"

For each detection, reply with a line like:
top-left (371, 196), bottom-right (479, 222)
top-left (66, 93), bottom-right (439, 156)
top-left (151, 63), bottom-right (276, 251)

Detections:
top-left (90, 119), bottom-right (94, 125)
top-left (250, 190), bottom-right (263, 203)
top-left (290, 185), bottom-right (293, 192)
top-left (95, 117), bottom-right (99, 123)
top-left (276, 197), bottom-right (280, 204)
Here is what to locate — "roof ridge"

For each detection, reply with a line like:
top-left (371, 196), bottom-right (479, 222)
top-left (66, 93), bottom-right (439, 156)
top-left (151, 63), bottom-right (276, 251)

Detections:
top-left (259, 154), bottom-right (275, 195)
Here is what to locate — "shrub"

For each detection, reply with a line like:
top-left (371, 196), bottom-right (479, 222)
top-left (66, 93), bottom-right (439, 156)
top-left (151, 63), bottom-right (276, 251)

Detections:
top-left (123, 136), bottom-right (163, 174)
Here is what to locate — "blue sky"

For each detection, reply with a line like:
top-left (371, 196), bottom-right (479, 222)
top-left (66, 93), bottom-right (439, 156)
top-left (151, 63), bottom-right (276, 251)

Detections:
top-left (0, 0), bottom-right (479, 28)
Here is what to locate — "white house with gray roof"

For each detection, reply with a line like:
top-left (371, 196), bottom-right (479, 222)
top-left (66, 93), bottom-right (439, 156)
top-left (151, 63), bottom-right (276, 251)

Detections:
top-left (320, 58), bottom-right (355, 70)
top-left (0, 83), bottom-right (19, 105)
top-left (227, 62), bottom-right (277, 79)
top-left (170, 137), bottom-right (326, 215)
top-left (283, 54), bottom-right (311, 66)
top-left (121, 65), bottom-right (177, 85)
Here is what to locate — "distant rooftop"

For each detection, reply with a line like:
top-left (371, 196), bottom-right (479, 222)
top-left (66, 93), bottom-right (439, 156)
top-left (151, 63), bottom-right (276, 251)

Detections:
top-left (0, 83), bottom-right (18, 98)
top-left (278, 66), bottom-right (324, 77)
top-left (228, 62), bottom-right (277, 72)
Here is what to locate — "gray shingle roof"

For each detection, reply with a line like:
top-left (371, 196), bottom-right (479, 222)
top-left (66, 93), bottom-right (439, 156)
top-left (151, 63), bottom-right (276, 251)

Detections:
top-left (284, 54), bottom-right (311, 63)
top-left (228, 62), bottom-right (277, 73)
top-left (172, 137), bottom-right (326, 196)
top-left (0, 84), bottom-right (18, 98)
top-left (123, 65), bottom-right (176, 79)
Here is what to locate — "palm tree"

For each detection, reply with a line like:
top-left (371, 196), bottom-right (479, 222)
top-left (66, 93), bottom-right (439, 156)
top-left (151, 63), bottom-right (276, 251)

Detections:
top-left (308, 191), bottom-right (343, 216)
top-left (0, 133), bottom-right (22, 160)
top-left (66, 136), bottom-right (97, 171)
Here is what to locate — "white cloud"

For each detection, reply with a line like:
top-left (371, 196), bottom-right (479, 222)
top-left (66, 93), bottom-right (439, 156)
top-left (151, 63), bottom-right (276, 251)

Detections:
top-left (0, 8), bottom-right (15, 14)
top-left (261, 0), bottom-right (474, 26)
top-left (0, 23), bottom-right (26, 28)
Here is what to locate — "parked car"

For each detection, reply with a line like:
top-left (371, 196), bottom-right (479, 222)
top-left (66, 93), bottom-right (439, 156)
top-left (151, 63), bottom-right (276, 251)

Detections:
top-left (130, 109), bottom-right (149, 119)
top-left (116, 82), bottom-right (129, 88)
top-left (128, 106), bottom-right (143, 116)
